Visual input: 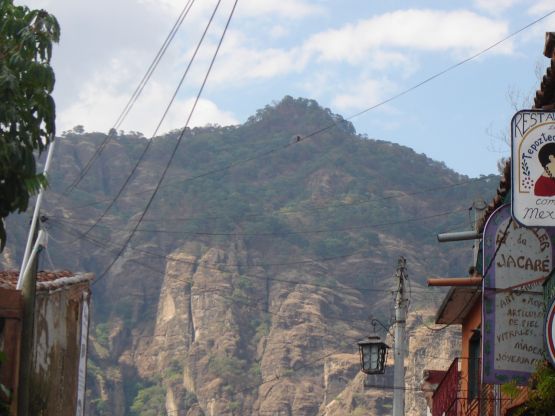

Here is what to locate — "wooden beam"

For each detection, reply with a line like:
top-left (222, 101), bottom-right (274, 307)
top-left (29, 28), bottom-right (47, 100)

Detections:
top-left (427, 277), bottom-right (482, 287)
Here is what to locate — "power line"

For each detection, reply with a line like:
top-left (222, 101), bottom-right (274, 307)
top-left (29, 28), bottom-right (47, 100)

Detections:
top-left (57, 174), bottom-right (495, 223)
top-left (52, 207), bottom-right (468, 237)
top-left (47, 208), bottom-right (468, 286)
top-left (419, 218), bottom-right (514, 332)
top-left (48, 220), bottom-right (451, 308)
top-left (47, 222), bottom-right (392, 331)
top-left (94, 0), bottom-right (239, 284)
top-left (48, 219), bottom-right (400, 293)
top-left (66, 0), bottom-right (225, 244)
top-left (51, 212), bottom-right (462, 269)
top-left (48, 206), bottom-right (469, 290)
top-left (57, 8), bottom-right (550, 228)
top-left (62, 0), bottom-right (196, 195)
top-left (325, 8), bottom-right (555, 129)
top-left (46, 221), bottom-right (453, 307)
top-left (127, 6), bottom-right (555, 214)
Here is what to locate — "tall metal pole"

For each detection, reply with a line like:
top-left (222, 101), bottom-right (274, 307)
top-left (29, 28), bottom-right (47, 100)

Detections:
top-left (393, 256), bottom-right (408, 416)
top-left (17, 138), bottom-right (55, 416)
top-left (19, 137), bottom-right (55, 280)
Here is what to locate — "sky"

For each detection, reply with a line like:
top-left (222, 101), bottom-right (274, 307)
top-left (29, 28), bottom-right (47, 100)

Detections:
top-left (18, 0), bottom-right (555, 177)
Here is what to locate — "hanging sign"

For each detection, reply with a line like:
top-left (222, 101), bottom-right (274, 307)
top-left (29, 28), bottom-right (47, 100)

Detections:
top-left (482, 204), bottom-right (555, 385)
top-left (546, 298), bottom-right (555, 367)
top-left (512, 110), bottom-right (555, 227)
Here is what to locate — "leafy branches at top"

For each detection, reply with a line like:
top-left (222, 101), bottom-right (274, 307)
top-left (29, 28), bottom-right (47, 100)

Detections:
top-left (0, 0), bottom-right (59, 249)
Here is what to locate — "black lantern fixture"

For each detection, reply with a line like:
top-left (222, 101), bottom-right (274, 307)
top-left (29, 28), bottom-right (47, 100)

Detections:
top-left (358, 333), bottom-right (389, 375)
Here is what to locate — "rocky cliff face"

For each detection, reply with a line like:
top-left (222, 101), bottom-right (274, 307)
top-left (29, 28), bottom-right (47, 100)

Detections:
top-left (83, 238), bottom-right (461, 416)
top-left (1, 97), bottom-right (496, 415)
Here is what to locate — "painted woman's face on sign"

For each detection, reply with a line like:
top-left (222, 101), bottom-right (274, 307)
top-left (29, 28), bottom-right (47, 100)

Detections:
top-left (534, 143), bottom-right (555, 196)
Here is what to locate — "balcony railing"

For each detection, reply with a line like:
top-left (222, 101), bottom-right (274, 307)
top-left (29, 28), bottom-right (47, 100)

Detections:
top-left (432, 358), bottom-right (460, 416)
top-left (432, 357), bottom-right (513, 416)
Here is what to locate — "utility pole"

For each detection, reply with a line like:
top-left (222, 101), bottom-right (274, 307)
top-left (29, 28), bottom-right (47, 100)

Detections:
top-left (472, 199), bottom-right (487, 265)
top-left (393, 256), bottom-right (408, 416)
top-left (17, 138), bottom-right (55, 416)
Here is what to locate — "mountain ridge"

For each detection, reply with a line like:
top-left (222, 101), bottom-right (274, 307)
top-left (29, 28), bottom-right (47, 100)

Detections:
top-left (2, 96), bottom-right (497, 415)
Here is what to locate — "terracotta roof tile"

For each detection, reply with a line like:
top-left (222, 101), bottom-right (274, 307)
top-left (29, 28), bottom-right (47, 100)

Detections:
top-left (477, 160), bottom-right (511, 233)
top-left (0, 270), bottom-right (92, 290)
top-left (534, 32), bottom-right (555, 110)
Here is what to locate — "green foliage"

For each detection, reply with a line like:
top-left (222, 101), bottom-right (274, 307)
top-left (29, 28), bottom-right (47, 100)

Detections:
top-left (207, 354), bottom-right (246, 386)
top-left (182, 390), bottom-right (198, 410)
top-left (254, 318), bottom-right (270, 343)
top-left (130, 382), bottom-right (167, 416)
top-left (515, 361), bottom-right (555, 415)
top-left (86, 359), bottom-right (110, 416)
top-left (228, 400), bottom-right (241, 412)
top-left (501, 380), bottom-right (520, 399)
top-left (94, 322), bottom-right (110, 348)
top-left (313, 236), bottom-right (355, 258)
top-left (163, 359), bottom-right (183, 383)
top-left (248, 362), bottom-right (261, 382)
top-left (0, 0), bottom-right (59, 249)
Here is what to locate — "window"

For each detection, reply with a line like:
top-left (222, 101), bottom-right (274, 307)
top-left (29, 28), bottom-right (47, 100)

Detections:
top-left (468, 329), bottom-right (481, 402)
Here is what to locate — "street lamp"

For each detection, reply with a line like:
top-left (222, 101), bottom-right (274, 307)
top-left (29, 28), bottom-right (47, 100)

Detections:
top-left (358, 333), bottom-right (389, 374)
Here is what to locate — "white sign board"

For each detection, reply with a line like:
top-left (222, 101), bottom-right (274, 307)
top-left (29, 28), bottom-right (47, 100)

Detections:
top-left (512, 110), bottom-right (555, 226)
top-left (482, 204), bottom-right (553, 385)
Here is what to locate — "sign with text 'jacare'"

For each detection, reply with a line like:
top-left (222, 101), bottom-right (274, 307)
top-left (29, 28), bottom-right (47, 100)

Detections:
top-left (482, 204), bottom-right (555, 385)
top-left (512, 110), bottom-right (555, 227)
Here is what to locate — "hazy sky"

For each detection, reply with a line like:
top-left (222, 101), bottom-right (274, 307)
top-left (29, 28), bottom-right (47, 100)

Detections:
top-left (19, 0), bottom-right (555, 177)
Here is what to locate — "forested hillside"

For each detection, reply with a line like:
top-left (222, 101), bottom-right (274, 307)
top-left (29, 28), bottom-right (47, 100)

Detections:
top-left (2, 96), bottom-right (498, 415)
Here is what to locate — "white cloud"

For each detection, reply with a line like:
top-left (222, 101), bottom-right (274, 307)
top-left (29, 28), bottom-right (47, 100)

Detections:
top-left (185, 30), bottom-right (307, 85)
top-left (473, 0), bottom-right (521, 14)
top-left (331, 78), bottom-right (396, 112)
top-left (57, 57), bottom-right (238, 135)
top-left (528, 0), bottom-right (554, 15)
top-left (518, 8), bottom-right (555, 46)
top-left (303, 9), bottom-right (511, 64)
top-left (269, 25), bottom-right (289, 39)
top-left (236, 0), bottom-right (323, 18)
top-left (141, 0), bottom-right (322, 19)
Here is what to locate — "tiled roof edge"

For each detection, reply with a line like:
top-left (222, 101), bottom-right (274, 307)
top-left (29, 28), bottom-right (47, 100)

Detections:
top-left (36, 272), bottom-right (94, 291)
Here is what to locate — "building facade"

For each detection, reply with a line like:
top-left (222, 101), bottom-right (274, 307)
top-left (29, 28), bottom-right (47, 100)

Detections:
top-left (424, 32), bottom-right (555, 416)
top-left (0, 271), bottom-right (93, 415)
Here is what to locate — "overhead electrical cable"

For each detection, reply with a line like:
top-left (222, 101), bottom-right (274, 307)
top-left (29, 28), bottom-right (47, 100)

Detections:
top-left (64, 7), bottom-right (549, 204)
top-left (58, 174), bottom-right (495, 222)
top-left (59, 9), bottom-right (550, 211)
top-left (62, 0), bottom-right (196, 195)
top-left (421, 218), bottom-right (514, 332)
top-left (49, 219), bottom-right (449, 297)
top-left (66, 0), bottom-right (225, 243)
top-left (53, 207), bottom-right (468, 237)
top-left (50, 220), bottom-right (397, 293)
top-left (89, 0), bottom-right (239, 284)
top-left (49, 215), bottom-right (468, 270)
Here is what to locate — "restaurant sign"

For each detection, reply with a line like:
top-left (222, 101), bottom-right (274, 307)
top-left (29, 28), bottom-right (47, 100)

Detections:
top-left (482, 204), bottom-right (555, 385)
top-left (511, 110), bottom-right (555, 227)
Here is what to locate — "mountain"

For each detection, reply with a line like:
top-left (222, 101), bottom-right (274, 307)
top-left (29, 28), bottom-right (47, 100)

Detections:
top-left (1, 96), bottom-right (498, 415)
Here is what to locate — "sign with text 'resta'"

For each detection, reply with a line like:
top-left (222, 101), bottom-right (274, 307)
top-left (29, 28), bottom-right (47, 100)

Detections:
top-left (482, 204), bottom-right (555, 385)
top-left (512, 110), bottom-right (555, 227)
